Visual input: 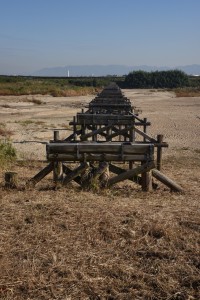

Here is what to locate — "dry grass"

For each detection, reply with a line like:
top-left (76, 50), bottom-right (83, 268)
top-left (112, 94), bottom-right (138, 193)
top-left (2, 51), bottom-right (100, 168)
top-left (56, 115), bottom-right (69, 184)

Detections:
top-left (175, 88), bottom-right (200, 97)
top-left (0, 154), bottom-right (199, 300)
top-left (0, 124), bottom-right (13, 138)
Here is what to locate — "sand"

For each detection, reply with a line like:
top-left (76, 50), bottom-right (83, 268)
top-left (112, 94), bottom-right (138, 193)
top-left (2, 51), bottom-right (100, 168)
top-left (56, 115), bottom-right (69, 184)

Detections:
top-left (0, 89), bottom-right (200, 160)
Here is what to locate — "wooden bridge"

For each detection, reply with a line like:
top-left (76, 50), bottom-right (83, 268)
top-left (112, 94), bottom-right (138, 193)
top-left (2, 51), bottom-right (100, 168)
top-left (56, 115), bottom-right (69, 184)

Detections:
top-left (27, 83), bottom-right (183, 192)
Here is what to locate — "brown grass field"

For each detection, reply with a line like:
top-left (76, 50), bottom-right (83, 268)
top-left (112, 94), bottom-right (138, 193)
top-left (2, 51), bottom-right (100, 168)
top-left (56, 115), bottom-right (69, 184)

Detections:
top-left (0, 89), bottom-right (200, 299)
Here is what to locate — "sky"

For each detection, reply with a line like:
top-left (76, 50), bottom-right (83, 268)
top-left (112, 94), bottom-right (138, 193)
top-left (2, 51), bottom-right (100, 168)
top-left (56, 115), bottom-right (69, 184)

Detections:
top-left (0, 0), bottom-right (200, 75)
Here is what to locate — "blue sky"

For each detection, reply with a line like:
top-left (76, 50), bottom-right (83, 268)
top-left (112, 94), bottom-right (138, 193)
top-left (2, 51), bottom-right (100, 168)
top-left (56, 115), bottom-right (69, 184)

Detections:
top-left (0, 0), bottom-right (199, 74)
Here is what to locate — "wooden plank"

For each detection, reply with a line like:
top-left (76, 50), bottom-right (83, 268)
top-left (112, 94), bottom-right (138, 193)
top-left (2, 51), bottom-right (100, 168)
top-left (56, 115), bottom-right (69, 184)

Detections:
top-left (152, 169), bottom-right (184, 193)
top-left (107, 161), bottom-right (155, 186)
top-left (63, 162), bottom-right (89, 185)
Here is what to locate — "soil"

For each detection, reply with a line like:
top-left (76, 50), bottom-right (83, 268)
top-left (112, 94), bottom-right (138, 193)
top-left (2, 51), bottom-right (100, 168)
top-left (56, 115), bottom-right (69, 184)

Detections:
top-left (0, 89), bottom-right (199, 160)
top-left (0, 89), bottom-right (200, 299)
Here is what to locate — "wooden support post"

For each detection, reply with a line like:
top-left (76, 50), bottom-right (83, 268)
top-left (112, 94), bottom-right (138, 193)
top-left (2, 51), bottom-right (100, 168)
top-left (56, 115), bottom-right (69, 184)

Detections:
top-left (54, 130), bottom-right (60, 141)
top-left (143, 118), bottom-right (147, 142)
top-left (107, 161), bottom-right (155, 187)
top-left (53, 161), bottom-right (63, 182)
top-left (53, 130), bottom-right (63, 182)
top-left (63, 162), bottom-right (89, 185)
top-left (92, 125), bottom-right (97, 141)
top-left (73, 116), bottom-right (76, 135)
top-left (106, 127), bottom-right (112, 141)
top-left (157, 134), bottom-right (163, 171)
top-left (5, 172), bottom-right (18, 188)
top-left (119, 125), bottom-right (122, 141)
top-left (141, 162), bottom-right (152, 191)
top-left (152, 169), bottom-right (184, 193)
top-left (124, 125), bottom-right (127, 141)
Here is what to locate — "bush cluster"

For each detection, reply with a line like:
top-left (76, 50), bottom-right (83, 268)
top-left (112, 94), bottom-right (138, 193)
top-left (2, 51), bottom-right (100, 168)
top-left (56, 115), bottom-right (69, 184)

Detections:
top-left (124, 70), bottom-right (189, 88)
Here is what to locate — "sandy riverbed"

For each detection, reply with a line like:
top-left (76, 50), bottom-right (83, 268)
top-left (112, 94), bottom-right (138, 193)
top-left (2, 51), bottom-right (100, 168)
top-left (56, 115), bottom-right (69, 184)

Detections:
top-left (0, 89), bottom-right (199, 160)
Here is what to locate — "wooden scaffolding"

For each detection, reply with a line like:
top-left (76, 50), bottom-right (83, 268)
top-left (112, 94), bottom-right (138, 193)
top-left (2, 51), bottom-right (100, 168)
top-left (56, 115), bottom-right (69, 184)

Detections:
top-left (28, 83), bottom-right (183, 192)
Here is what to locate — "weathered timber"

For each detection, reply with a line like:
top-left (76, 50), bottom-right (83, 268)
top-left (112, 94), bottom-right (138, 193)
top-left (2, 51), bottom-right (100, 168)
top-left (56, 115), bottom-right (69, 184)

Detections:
top-left (47, 153), bottom-right (149, 162)
top-left (27, 162), bottom-right (54, 186)
top-left (106, 125), bottom-right (134, 141)
top-left (109, 164), bottom-right (158, 189)
top-left (141, 161), bottom-right (152, 192)
top-left (73, 114), bottom-right (136, 125)
top-left (53, 130), bottom-right (63, 182)
top-left (64, 129), bottom-right (82, 141)
top-left (80, 125), bottom-right (112, 140)
top-left (157, 135), bottom-right (163, 171)
top-left (152, 169), bottom-right (184, 193)
top-left (53, 161), bottom-right (63, 182)
top-left (47, 142), bottom-right (154, 155)
top-left (91, 162), bottom-right (109, 181)
top-left (5, 172), bottom-right (18, 189)
top-left (107, 161), bottom-right (155, 186)
top-left (134, 127), bottom-right (157, 143)
top-left (63, 162), bottom-right (89, 185)
top-left (86, 125), bottom-right (107, 138)
top-left (63, 164), bottom-right (81, 185)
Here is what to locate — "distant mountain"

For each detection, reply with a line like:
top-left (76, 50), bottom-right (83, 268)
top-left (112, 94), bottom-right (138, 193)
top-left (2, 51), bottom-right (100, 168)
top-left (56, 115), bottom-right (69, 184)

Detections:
top-left (32, 64), bottom-right (200, 77)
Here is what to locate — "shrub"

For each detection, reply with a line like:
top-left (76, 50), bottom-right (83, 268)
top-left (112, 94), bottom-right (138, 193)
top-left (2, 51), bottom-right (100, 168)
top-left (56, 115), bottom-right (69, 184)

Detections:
top-left (124, 70), bottom-right (189, 89)
top-left (0, 140), bottom-right (17, 166)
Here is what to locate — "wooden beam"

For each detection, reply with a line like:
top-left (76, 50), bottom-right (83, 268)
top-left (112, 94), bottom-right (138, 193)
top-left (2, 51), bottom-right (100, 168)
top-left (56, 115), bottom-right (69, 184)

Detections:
top-left (47, 142), bottom-right (154, 155)
top-left (80, 125), bottom-right (112, 140)
top-left (91, 162), bottom-right (109, 181)
top-left (109, 164), bottom-right (158, 189)
top-left (107, 161), bottom-right (155, 186)
top-left (106, 125), bottom-right (135, 141)
top-left (47, 153), bottom-right (147, 162)
top-left (63, 162), bottom-right (89, 185)
top-left (27, 162), bottom-right (54, 186)
top-left (152, 169), bottom-right (184, 193)
top-left (134, 127), bottom-right (157, 143)
top-left (64, 129), bottom-right (82, 141)
top-left (62, 164), bottom-right (81, 185)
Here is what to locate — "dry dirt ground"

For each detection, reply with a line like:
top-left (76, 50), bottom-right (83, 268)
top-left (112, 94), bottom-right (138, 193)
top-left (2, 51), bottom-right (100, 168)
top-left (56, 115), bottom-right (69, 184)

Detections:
top-left (0, 89), bottom-right (200, 299)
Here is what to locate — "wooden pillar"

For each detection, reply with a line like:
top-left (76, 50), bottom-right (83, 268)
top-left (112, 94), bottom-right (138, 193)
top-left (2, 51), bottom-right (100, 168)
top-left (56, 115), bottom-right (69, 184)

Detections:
top-left (54, 130), bottom-right (60, 142)
top-left (53, 130), bottom-right (63, 182)
top-left (143, 118), bottom-right (147, 142)
top-left (5, 172), bottom-right (18, 188)
top-left (141, 169), bottom-right (152, 192)
top-left (106, 127), bottom-right (112, 141)
top-left (73, 116), bottom-right (76, 136)
top-left (157, 134), bottom-right (163, 171)
top-left (124, 125), bottom-right (127, 141)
